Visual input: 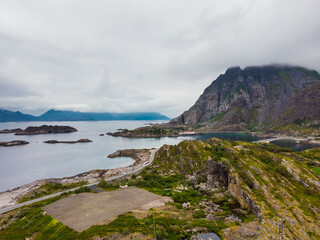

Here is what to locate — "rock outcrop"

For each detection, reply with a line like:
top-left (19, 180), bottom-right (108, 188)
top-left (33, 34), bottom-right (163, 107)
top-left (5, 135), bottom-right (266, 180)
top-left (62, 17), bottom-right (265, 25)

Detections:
top-left (0, 128), bottom-right (23, 134)
top-left (0, 140), bottom-right (29, 147)
top-left (107, 149), bottom-right (151, 166)
top-left (43, 139), bottom-right (92, 144)
top-left (15, 125), bottom-right (78, 135)
top-left (171, 65), bottom-right (320, 132)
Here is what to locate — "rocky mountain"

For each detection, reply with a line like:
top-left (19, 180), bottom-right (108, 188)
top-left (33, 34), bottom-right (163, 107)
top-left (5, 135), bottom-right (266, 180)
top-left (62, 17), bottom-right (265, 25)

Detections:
top-left (171, 65), bottom-right (320, 132)
top-left (0, 109), bottom-right (170, 122)
top-left (281, 81), bottom-right (320, 124)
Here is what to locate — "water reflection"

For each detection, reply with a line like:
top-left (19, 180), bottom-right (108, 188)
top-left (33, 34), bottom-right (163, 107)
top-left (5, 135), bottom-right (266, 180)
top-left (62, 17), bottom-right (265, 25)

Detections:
top-left (270, 139), bottom-right (317, 152)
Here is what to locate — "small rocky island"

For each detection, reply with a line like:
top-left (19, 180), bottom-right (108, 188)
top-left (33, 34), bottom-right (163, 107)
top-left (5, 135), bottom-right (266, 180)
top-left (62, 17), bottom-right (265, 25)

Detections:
top-left (0, 128), bottom-right (23, 134)
top-left (15, 125), bottom-right (78, 135)
top-left (43, 139), bottom-right (92, 144)
top-left (0, 140), bottom-right (29, 147)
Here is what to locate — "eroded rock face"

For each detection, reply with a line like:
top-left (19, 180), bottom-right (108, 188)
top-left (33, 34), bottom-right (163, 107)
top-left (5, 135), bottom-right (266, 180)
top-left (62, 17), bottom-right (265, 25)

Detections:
top-left (227, 170), bottom-right (262, 218)
top-left (171, 65), bottom-right (320, 130)
top-left (15, 125), bottom-right (78, 135)
top-left (200, 160), bottom-right (229, 187)
top-left (198, 160), bottom-right (262, 218)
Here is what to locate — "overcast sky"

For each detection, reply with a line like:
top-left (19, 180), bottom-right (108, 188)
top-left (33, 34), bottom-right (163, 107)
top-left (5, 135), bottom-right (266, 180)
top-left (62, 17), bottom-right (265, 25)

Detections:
top-left (0, 0), bottom-right (319, 117)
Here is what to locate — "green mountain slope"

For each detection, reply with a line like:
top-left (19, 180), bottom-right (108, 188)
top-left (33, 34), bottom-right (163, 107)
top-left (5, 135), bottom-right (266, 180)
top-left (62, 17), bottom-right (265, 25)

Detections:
top-left (153, 138), bottom-right (320, 239)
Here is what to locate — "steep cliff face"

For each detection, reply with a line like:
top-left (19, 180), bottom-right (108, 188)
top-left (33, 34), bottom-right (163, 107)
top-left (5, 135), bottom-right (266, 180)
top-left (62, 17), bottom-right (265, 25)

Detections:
top-left (171, 65), bottom-right (320, 131)
top-left (281, 81), bottom-right (320, 124)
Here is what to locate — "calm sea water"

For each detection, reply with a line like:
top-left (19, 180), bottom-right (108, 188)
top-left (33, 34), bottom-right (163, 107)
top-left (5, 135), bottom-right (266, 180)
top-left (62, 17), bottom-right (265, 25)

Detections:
top-left (0, 121), bottom-right (316, 191)
top-left (270, 139), bottom-right (317, 152)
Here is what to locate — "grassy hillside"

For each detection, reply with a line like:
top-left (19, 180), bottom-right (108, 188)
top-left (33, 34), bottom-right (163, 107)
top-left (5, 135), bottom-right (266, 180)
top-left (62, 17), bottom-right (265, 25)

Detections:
top-left (1, 139), bottom-right (320, 239)
top-left (152, 139), bottom-right (320, 239)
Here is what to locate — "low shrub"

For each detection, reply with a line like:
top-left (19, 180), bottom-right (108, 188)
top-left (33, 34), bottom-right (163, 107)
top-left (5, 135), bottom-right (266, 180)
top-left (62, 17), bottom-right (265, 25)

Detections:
top-left (193, 210), bottom-right (206, 219)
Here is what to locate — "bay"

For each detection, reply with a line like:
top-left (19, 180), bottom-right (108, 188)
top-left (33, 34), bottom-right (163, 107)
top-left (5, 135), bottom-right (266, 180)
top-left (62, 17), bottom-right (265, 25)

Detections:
top-left (0, 121), bottom-right (176, 191)
top-left (270, 139), bottom-right (317, 152)
top-left (0, 121), bottom-right (316, 192)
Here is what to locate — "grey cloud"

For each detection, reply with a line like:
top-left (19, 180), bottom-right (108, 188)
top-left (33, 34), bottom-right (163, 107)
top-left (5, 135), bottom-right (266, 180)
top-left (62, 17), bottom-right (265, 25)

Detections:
top-left (0, 0), bottom-right (319, 118)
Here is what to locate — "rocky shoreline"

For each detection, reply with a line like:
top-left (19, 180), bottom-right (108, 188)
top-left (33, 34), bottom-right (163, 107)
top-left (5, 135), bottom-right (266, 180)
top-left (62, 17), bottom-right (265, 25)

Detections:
top-left (107, 123), bottom-right (190, 138)
top-left (108, 125), bottom-right (320, 143)
top-left (0, 148), bottom-right (152, 209)
top-left (107, 131), bottom-right (179, 138)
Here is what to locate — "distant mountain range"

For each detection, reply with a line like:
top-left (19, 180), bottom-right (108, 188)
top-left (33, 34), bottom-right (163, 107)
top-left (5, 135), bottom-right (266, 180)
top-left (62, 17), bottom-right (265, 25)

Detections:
top-left (171, 65), bottom-right (320, 134)
top-left (0, 109), bottom-right (170, 122)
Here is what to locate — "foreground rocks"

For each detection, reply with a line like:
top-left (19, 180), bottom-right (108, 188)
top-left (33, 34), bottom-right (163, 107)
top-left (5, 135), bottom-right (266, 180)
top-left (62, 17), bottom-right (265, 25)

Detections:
top-left (0, 140), bottom-right (29, 147)
top-left (15, 125), bottom-right (77, 135)
top-left (44, 139), bottom-right (92, 144)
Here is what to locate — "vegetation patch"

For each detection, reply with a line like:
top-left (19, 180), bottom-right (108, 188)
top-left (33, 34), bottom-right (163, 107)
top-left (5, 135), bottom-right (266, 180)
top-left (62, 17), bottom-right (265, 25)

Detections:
top-left (18, 181), bottom-right (88, 203)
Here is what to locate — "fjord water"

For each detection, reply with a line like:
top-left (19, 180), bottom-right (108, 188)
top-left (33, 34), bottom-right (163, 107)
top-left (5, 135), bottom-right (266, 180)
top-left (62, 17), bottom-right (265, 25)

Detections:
top-left (0, 121), bottom-right (165, 191)
top-left (0, 121), bottom-right (314, 192)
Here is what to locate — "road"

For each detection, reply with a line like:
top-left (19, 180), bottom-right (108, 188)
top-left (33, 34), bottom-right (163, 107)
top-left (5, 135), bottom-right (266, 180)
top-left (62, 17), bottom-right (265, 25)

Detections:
top-left (0, 149), bottom-right (158, 214)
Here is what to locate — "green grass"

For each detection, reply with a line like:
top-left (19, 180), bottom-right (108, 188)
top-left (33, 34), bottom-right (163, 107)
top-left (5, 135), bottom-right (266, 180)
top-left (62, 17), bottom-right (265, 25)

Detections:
top-left (311, 166), bottom-right (320, 176)
top-left (97, 179), bottom-right (120, 191)
top-left (0, 203), bottom-right (224, 240)
top-left (18, 181), bottom-right (88, 203)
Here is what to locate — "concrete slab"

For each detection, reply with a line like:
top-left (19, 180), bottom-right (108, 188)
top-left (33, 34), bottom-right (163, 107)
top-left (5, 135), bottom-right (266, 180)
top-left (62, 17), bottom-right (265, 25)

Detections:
top-left (42, 187), bottom-right (161, 231)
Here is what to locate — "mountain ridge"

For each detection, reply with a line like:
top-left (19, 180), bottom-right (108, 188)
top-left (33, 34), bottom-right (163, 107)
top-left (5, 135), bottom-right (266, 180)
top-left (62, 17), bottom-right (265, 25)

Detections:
top-left (171, 65), bottom-right (320, 134)
top-left (0, 109), bottom-right (170, 122)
